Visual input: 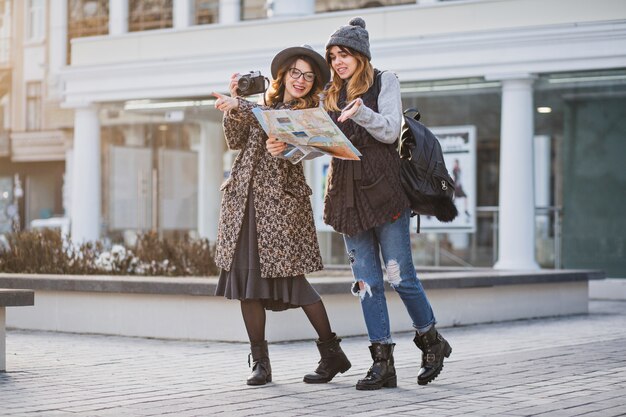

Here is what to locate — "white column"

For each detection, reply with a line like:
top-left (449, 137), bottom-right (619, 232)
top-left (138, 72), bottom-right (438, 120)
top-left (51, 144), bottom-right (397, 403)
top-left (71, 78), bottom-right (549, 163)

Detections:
top-left (109, 0), bottom-right (129, 35)
top-left (48, 0), bottom-right (67, 96)
top-left (267, 0), bottom-right (314, 18)
top-left (174, 0), bottom-right (192, 29)
top-left (197, 122), bottom-right (223, 240)
top-left (71, 105), bottom-right (101, 243)
top-left (219, 0), bottom-right (240, 24)
top-left (494, 76), bottom-right (539, 270)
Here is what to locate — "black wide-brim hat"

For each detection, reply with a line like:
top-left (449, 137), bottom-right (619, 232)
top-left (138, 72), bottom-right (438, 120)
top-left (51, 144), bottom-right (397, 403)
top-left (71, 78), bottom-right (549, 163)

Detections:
top-left (270, 44), bottom-right (330, 85)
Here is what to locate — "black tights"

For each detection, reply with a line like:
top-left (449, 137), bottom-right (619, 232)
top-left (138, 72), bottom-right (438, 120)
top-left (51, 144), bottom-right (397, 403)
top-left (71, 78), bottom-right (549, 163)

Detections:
top-left (240, 299), bottom-right (333, 343)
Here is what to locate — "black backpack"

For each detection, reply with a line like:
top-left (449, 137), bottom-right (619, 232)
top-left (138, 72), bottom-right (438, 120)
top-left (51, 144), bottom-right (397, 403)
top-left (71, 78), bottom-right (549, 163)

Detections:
top-left (398, 108), bottom-right (458, 227)
top-left (373, 71), bottom-right (458, 230)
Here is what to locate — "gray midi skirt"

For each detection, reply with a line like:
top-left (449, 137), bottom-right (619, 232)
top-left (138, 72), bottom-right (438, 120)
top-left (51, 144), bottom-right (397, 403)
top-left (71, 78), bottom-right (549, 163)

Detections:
top-left (215, 186), bottom-right (321, 311)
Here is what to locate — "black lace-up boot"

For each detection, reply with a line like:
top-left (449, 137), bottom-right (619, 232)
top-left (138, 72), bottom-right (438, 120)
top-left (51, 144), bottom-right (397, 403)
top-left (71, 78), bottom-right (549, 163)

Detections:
top-left (413, 326), bottom-right (452, 385)
top-left (355, 343), bottom-right (397, 390)
top-left (303, 333), bottom-right (352, 383)
top-left (247, 340), bottom-right (271, 386)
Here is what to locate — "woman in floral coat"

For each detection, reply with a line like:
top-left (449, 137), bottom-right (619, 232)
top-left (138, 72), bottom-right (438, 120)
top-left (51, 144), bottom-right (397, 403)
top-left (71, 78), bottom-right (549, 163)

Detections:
top-left (213, 45), bottom-right (351, 386)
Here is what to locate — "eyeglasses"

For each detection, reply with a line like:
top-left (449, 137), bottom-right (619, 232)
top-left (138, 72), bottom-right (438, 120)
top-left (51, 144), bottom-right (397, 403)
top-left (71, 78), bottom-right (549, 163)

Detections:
top-left (288, 68), bottom-right (315, 83)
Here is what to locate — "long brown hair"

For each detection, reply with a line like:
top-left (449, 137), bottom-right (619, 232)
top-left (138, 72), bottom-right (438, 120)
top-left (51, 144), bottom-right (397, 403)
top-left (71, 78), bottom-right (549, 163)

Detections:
top-left (266, 56), bottom-right (325, 110)
top-left (323, 46), bottom-right (374, 112)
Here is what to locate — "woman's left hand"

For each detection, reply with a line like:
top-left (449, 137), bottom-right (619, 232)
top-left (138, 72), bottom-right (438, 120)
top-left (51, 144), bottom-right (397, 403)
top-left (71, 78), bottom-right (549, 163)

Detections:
top-left (266, 137), bottom-right (287, 156)
top-left (338, 98), bottom-right (362, 122)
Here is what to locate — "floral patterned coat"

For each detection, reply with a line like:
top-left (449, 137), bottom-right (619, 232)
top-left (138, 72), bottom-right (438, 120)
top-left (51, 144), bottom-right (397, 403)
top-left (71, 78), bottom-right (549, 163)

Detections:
top-left (215, 98), bottom-right (324, 278)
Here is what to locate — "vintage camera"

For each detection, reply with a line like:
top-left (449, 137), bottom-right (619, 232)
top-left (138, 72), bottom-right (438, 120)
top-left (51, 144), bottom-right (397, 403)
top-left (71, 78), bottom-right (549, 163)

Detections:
top-left (236, 71), bottom-right (266, 96)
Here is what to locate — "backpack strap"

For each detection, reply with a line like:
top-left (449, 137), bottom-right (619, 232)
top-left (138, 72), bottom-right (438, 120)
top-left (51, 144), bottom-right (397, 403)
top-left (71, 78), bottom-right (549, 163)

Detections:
top-left (372, 69), bottom-right (385, 98)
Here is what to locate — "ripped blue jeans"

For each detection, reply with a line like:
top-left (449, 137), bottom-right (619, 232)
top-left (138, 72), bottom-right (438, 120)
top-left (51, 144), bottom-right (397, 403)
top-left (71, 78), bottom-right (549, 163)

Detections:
top-left (344, 209), bottom-right (435, 344)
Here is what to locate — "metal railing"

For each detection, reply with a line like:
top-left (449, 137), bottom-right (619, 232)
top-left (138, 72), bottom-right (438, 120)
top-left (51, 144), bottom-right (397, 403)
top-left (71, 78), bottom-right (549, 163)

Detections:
top-left (413, 206), bottom-right (563, 269)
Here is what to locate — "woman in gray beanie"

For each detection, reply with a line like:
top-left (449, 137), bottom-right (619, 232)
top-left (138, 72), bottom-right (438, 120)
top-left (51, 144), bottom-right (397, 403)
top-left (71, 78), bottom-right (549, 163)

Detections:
top-left (213, 45), bottom-right (350, 387)
top-left (324, 17), bottom-right (451, 390)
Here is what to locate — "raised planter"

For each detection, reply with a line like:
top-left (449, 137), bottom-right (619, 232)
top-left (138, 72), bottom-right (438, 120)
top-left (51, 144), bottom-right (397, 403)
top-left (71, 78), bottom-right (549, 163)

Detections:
top-left (0, 268), bottom-right (604, 342)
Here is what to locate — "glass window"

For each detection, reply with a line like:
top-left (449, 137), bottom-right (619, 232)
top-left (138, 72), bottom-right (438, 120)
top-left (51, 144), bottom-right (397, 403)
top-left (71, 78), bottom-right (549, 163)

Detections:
top-left (129, 0), bottom-right (173, 32)
top-left (100, 101), bottom-right (200, 241)
top-left (315, 0), bottom-right (414, 13)
top-left (533, 69), bottom-right (626, 272)
top-left (26, 82), bottom-right (42, 131)
top-left (0, 0), bottom-right (11, 66)
top-left (194, 0), bottom-right (219, 25)
top-left (67, 0), bottom-right (109, 64)
top-left (240, 0), bottom-right (266, 21)
top-left (27, 0), bottom-right (45, 41)
top-left (400, 77), bottom-right (502, 268)
top-left (241, 0), bottom-right (416, 20)
top-left (68, 1), bottom-right (109, 38)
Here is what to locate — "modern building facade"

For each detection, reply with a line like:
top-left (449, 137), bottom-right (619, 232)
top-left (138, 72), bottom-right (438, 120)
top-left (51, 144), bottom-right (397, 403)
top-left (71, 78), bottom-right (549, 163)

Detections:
top-left (1, 0), bottom-right (625, 276)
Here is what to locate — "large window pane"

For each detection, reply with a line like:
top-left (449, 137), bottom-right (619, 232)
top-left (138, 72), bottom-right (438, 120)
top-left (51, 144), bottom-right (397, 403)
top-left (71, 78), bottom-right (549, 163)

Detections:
top-left (401, 78), bottom-right (501, 267)
top-left (68, 0), bottom-right (109, 64)
top-left (129, 0), bottom-right (173, 32)
top-left (534, 69), bottom-right (626, 273)
top-left (195, 0), bottom-right (219, 25)
top-left (0, 0), bottom-right (11, 66)
top-left (241, 0), bottom-right (417, 20)
top-left (315, 0), bottom-right (414, 13)
top-left (240, 0), bottom-right (266, 21)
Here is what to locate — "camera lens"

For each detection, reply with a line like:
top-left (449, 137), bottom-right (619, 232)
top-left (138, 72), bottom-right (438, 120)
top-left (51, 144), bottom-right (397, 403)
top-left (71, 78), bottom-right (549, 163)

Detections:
top-left (238, 77), bottom-right (250, 91)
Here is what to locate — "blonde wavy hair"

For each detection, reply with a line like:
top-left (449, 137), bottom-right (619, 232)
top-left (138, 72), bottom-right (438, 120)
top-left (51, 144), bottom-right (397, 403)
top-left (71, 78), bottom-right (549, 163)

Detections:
top-left (266, 56), bottom-right (325, 110)
top-left (323, 46), bottom-right (374, 112)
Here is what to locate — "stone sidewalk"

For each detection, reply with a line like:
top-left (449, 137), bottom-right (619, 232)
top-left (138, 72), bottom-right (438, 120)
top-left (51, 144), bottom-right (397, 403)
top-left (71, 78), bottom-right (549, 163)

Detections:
top-left (1, 300), bottom-right (625, 417)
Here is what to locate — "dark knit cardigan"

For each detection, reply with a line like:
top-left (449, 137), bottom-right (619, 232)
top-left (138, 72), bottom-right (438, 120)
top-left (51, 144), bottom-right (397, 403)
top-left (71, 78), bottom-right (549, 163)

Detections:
top-left (323, 71), bottom-right (410, 236)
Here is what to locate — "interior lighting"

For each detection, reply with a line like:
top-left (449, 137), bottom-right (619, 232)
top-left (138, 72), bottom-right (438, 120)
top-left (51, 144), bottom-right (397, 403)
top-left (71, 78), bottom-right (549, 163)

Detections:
top-left (401, 81), bottom-right (501, 94)
top-left (124, 99), bottom-right (216, 110)
top-left (547, 74), bottom-right (626, 84)
top-left (537, 106), bottom-right (552, 114)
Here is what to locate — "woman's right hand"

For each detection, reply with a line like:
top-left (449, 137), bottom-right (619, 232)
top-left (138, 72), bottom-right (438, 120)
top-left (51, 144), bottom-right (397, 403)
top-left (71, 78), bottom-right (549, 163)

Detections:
top-left (212, 92), bottom-right (239, 113)
top-left (266, 137), bottom-right (287, 156)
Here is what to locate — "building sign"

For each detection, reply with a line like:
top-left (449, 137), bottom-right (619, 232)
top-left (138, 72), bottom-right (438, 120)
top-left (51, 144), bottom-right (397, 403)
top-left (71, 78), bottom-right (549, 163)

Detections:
top-left (417, 125), bottom-right (477, 233)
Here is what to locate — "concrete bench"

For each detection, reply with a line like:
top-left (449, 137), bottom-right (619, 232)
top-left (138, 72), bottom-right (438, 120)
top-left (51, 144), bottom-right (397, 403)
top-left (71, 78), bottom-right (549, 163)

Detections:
top-left (0, 289), bottom-right (35, 372)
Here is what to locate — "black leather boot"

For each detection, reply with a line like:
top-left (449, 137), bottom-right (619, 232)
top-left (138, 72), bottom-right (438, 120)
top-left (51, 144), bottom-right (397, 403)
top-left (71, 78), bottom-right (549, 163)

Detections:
top-left (414, 326), bottom-right (452, 385)
top-left (355, 343), bottom-right (397, 390)
top-left (247, 340), bottom-right (272, 386)
top-left (303, 333), bottom-right (352, 383)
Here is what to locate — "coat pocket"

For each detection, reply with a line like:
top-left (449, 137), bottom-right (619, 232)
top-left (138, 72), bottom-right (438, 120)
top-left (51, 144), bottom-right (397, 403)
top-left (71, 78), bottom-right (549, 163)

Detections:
top-left (284, 180), bottom-right (313, 198)
top-left (361, 174), bottom-right (394, 210)
top-left (219, 177), bottom-right (233, 192)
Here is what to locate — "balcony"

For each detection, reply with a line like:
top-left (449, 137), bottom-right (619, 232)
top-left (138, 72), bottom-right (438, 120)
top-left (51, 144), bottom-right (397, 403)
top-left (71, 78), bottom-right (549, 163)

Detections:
top-left (10, 130), bottom-right (69, 162)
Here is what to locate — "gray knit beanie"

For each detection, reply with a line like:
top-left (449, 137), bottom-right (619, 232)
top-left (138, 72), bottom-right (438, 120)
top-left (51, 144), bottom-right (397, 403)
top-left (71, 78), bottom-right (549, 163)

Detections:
top-left (325, 17), bottom-right (371, 61)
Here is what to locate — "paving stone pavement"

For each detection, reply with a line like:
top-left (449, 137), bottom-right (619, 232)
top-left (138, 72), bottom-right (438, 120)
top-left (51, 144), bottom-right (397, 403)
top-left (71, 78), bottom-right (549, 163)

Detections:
top-left (1, 300), bottom-right (626, 417)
